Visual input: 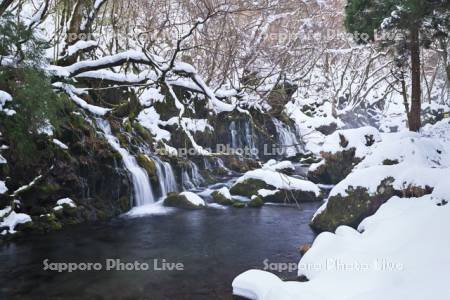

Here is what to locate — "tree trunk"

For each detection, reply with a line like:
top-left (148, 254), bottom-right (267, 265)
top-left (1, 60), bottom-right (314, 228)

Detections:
top-left (408, 27), bottom-right (422, 132)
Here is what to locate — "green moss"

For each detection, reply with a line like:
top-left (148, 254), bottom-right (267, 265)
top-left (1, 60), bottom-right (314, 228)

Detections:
top-left (311, 178), bottom-right (397, 233)
top-left (136, 154), bottom-right (158, 182)
top-left (232, 201), bottom-right (246, 208)
top-left (307, 149), bottom-right (360, 184)
top-left (133, 122), bottom-right (153, 144)
top-left (211, 191), bottom-right (233, 206)
top-left (248, 196), bottom-right (264, 208)
top-left (230, 179), bottom-right (274, 197)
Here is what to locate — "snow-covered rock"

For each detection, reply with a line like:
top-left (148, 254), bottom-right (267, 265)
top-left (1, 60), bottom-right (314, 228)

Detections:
top-left (233, 192), bottom-right (450, 300)
top-left (163, 192), bottom-right (206, 209)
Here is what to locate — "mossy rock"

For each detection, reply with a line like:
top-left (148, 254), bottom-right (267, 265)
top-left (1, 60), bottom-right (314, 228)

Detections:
top-left (136, 154), bottom-right (158, 182)
top-left (211, 191), bottom-right (233, 206)
top-left (248, 196), bottom-right (264, 208)
top-left (260, 189), bottom-right (320, 203)
top-left (311, 178), bottom-right (397, 233)
top-left (230, 179), bottom-right (275, 197)
top-left (163, 192), bottom-right (204, 209)
top-left (133, 122), bottom-right (153, 144)
top-left (232, 201), bottom-right (246, 208)
top-left (307, 149), bottom-right (360, 184)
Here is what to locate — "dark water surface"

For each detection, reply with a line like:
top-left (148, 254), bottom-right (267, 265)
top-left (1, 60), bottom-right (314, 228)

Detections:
top-left (0, 204), bottom-right (319, 300)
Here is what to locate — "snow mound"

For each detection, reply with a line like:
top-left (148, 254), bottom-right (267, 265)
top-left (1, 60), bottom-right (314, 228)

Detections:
top-left (53, 198), bottom-right (77, 211)
top-left (0, 207), bottom-right (32, 234)
top-left (236, 169), bottom-right (320, 196)
top-left (179, 192), bottom-right (206, 207)
top-left (216, 187), bottom-right (232, 200)
top-left (322, 126), bottom-right (381, 158)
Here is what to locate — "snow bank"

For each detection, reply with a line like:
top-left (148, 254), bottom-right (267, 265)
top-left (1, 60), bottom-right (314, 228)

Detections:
top-left (233, 194), bottom-right (450, 300)
top-left (322, 126), bottom-right (381, 158)
top-left (235, 169), bottom-right (320, 196)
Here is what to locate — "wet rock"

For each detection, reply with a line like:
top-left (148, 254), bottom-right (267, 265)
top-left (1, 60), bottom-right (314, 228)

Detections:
top-left (211, 190), bottom-right (233, 206)
top-left (248, 196), bottom-right (264, 208)
top-left (230, 179), bottom-right (275, 198)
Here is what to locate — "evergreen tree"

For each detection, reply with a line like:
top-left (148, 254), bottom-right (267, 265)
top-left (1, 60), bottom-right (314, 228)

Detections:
top-left (345, 0), bottom-right (450, 131)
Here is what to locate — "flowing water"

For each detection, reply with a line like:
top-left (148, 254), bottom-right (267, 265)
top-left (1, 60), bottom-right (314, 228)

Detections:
top-left (272, 118), bottom-right (303, 157)
top-left (96, 119), bottom-right (155, 206)
top-left (0, 203), bottom-right (319, 300)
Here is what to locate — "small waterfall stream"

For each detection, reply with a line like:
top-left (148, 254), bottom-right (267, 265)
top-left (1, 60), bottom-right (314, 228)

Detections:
top-left (229, 120), bottom-right (258, 158)
top-left (153, 156), bottom-right (178, 198)
top-left (96, 119), bottom-right (155, 206)
top-left (182, 161), bottom-right (205, 190)
top-left (272, 118), bottom-right (302, 157)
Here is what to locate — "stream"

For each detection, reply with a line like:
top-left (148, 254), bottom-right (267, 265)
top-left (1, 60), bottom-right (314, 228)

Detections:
top-left (0, 202), bottom-right (319, 300)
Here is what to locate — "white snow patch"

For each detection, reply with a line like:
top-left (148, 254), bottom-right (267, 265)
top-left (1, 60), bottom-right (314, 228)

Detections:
top-left (235, 169), bottom-right (320, 196)
top-left (179, 191), bottom-right (206, 207)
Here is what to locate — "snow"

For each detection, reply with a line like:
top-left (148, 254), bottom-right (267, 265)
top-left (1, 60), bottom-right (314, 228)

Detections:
top-left (0, 208), bottom-right (32, 234)
top-left (0, 90), bottom-right (13, 115)
top-left (232, 270), bottom-right (282, 300)
top-left (53, 139), bottom-right (69, 150)
top-left (53, 82), bottom-right (110, 116)
top-left (0, 181), bottom-right (8, 194)
top-left (64, 40), bottom-right (98, 57)
top-left (321, 126), bottom-right (381, 158)
top-left (235, 169), bottom-right (320, 196)
top-left (166, 117), bottom-right (213, 133)
top-left (233, 193), bottom-right (450, 300)
top-left (262, 160), bottom-right (295, 172)
top-left (179, 191), bottom-right (206, 207)
top-left (137, 107), bottom-right (171, 141)
top-left (257, 189), bottom-right (279, 198)
top-left (53, 198), bottom-right (76, 211)
top-left (139, 87), bottom-right (165, 106)
top-left (56, 198), bottom-right (76, 207)
top-left (216, 187), bottom-right (232, 200)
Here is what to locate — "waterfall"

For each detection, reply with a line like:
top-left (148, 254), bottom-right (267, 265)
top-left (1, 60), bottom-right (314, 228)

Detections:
top-left (182, 162), bottom-right (204, 190)
top-left (272, 118), bottom-right (302, 157)
top-left (96, 119), bottom-right (155, 206)
top-left (244, 121), bottom-right (257, 157)
top-left (229, 121), bottom-right (238, 148)
top-left (153, 156), bottom-right (178, 198)
top-left (229, 120), bottom-right (258, 157)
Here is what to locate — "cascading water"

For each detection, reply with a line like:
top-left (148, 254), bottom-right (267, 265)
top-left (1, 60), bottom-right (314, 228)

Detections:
top-left (272, 118), bottom-right (303, 157)
top-left (229, 121), bottom-right (238, 149)
top-left (153, 156), bottom-right (178, 198)
top-left (181, 162), bottom-right (205, 190)
top-left (229, 120), bottom-right (258, 157)
top-left (96, 119), bottom-right (155, 206)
